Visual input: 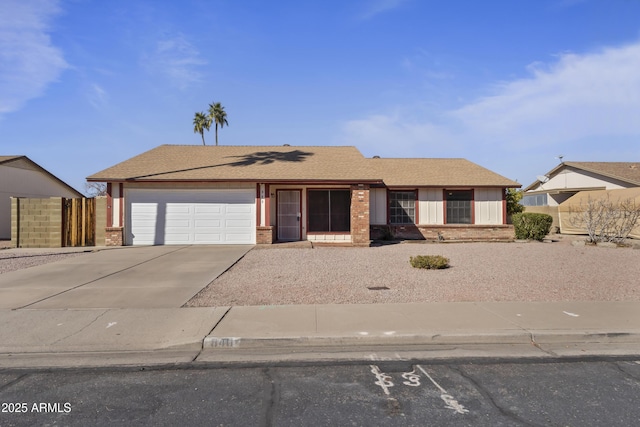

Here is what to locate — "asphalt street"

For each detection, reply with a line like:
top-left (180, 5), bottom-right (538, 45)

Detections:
top-left (2, 359), bottom-right (640, 426)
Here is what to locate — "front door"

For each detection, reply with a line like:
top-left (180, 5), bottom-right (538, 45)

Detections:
top-left (277, 190), bottom-right (301, 241)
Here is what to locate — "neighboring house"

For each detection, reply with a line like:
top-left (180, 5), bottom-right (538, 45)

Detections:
top-left (0, 156), bottom-right (83, 240)
top-left (86, 145), bottom-right (520, 246)
top-left (522, 161), bottom-right (640, 232)
top-left (523, 162), bottom-right (640, 207)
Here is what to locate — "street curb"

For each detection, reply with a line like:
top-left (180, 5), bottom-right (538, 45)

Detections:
top-left (203, 330), bottom-right (640, 349)
top-left (203, 333), bottom-right (532, 349)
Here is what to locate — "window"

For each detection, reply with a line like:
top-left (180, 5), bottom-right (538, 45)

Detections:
top-left (522, 194), bottom-right (547, 206)
top-left (308, 190), bottom-right (351, 232)
top-left (446, 190), bottom-right (472, 224)
top-left (389, 191), bottom-right (416, 224)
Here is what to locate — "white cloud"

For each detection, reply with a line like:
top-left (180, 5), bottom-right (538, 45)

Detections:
top-left (342, 111), bottom-right (460, 158)
top-left (341, 40), bottom-right (640, 158)
top-left (87, 83), bottom-right (108, 109)
top-left (0, 0), bottom-right (68, 115)
top-left (359, 0), bottom-right (410, 20)
top-left (141, 33), bottom-right (206, 89)
top-left (452, 42), bottom-right (640, 149)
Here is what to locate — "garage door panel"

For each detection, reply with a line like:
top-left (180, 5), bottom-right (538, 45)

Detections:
top-left (166, 204), bottom-right (191, 213)
top-left (226, 205), bottom-right (252, 213)
top-left (226, 219), bottom-right (252, 227)
top-left (195, 205), bottom-right (222, 214)
top-left (127, 189), bottom-right (255, 245)
top-left (194, 219), bottom-right (221, 227)
top-left (165, 219), bottom-right (191, 228)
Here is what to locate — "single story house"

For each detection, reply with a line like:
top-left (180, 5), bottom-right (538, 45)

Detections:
top-left (86, 145), bottom-right (520, 246)
top-left (523, 161), bottom-right (640, 207)
top-left (522, 161), bottom-right (640, 232)
top-left (1, 155), bottom-right (83, 240)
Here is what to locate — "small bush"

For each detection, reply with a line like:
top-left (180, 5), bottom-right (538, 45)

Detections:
top-left (410, 255), bottom-right (450, 269)
top-left (512, 212), bottom-right (553, 241)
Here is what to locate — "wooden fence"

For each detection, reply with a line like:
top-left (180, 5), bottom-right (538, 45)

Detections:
top-left (63, 197), bottom-right (96, 247)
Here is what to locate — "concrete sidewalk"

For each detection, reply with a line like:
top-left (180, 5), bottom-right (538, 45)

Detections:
top-left (1, 301), bottom-right (639, 369)
top-left (199, 301), bottom-right (640, 363)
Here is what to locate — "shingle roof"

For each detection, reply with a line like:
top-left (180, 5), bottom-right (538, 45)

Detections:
top-left (368, 158), bottom-right (519, 187)
top-left (88, 145), bottom-right (382, 183)
top-left (524, 161), bottom-right (640, 191)
top-left (563, 162), bottom-right (640, 186)
top-left (87, 145), bottom-right (520, 187)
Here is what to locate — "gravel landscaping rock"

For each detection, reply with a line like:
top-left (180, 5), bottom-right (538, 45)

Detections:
top-left (185, 241), bottom-right (640, 307)
top-left (0, 250), bottom-right (86, 274)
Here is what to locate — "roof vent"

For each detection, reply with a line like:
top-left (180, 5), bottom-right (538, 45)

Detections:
top-left (373, 155), bottom-right (380, 159)
top-left (283, 144), bottom-right (290, 146)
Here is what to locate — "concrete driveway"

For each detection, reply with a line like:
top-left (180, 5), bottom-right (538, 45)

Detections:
top-left (0, 245), bottom-right (252, 309)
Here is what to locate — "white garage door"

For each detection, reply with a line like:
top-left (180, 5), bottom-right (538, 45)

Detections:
top-left (126, 189), bottom-right (255, 245)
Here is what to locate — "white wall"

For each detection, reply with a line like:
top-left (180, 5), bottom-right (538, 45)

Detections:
top-left (369, 188), bottom-right (387, 225)
top-left (418, 189), bottom-right (444, 224)
top-left (1, 165), bottom-right (80, 239)
top-left (368, 188), bottom-right (504, 226)
top-left (529, 168), bottom-right (630, 207)
top-left (529, 168), bottom-right (630, 202)
top-left (474, 188), bottom-right (503, 225)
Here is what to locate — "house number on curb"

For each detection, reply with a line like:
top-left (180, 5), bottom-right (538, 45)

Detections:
top-left (369, 364), bottom-right (469, 415)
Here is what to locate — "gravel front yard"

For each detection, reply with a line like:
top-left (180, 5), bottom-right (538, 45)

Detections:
top-left (0, 247), bottom-right (87, 274)
top-left (186, 239), bottom-right (640, 306)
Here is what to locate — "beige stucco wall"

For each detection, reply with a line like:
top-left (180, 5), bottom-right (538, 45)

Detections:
top-left (523, 206), bottom-right (560, 233)
top-left (558, 188), bottom-right (640, 239)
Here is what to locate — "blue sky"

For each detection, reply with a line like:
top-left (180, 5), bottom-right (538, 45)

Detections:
top-left (2, 0), bottom-right (640, 194)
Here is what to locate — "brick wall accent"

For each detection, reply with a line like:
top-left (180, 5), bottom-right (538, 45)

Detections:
top-left (372, 224), bottom-right (515, 242)
top-left (350, 184), bottom-right (371, 247)
top-left (105, 227), bottom-right (124, 246)
top-left (256, 226), bottom-right (275, 244)
top-left (10, 197), bottom-right (63, 248)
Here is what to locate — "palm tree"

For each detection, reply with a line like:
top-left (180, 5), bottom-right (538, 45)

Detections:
top-left (193, 111), bottom-right (211, 145)
top-left (207, 102), bottom-right (229, 146)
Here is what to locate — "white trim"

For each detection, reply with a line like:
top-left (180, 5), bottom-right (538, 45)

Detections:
top-left (112, 184), bottom-right (121, 227)
top-left (260, 184), bottom-right (266, 227)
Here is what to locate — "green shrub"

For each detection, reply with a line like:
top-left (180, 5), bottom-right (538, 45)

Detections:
top-left (410, 255), bottom-right (450, 269)
top-left (511, 212), bottom-right (553, 241)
